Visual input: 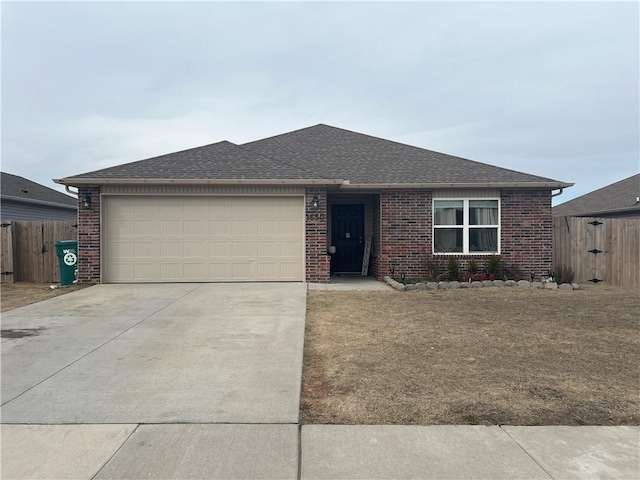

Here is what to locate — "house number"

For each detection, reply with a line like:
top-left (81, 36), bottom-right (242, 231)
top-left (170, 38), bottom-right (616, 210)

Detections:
top-left (306, 213), bottom-right (326, 221)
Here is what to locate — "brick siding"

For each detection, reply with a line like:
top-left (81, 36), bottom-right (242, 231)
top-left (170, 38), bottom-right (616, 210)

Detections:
top-left (499, 189), bottom-right (553, 277)
top-left (305, 187), bottom-right (330, 283)
top-left (77, 186), bottom-right (101, 283)
top-left (375, 190), bottom-right (432, 280)
top-left (75, 185), bottom-right (551, 285)
top-left (373, 189), bottom-right (553, 281)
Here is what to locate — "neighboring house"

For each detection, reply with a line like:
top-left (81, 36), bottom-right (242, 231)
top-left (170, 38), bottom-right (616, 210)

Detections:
top-left (553, 174), bottom-right (640, 218)
top-left (55, 124), bottom-right (572, 284)
top-left (1, 172), bottom-right (77, 221)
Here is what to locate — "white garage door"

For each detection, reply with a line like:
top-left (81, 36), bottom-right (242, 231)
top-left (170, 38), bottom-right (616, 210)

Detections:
top-left (103, 196), bottom-right (304, 282)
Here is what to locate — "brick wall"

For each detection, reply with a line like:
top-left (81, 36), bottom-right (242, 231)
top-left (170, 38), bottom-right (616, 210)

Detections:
top-left (499, 189), bottom-right (553, 278)
top-left (305, 187), bottom-right (330, 283)
top-left (375, 190), bottom-right (432, 280)
top-left (77, 186), bottom-right (101, 283)
top-left (374, 189), bottom-right (553, 281)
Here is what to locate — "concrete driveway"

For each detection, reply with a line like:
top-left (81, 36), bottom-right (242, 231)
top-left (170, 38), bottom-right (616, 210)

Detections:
top-left (1, 283), bottom-right (306, 424)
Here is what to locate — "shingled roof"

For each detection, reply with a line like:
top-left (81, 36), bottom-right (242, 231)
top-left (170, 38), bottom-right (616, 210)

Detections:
top-left (553, 174), bottom-right (640, 217)
top-left (2, 172), bottom-right (77, 207)
top-left (57, 124), bottom-right (571, 188)
top-left (63, 141), bottom-right (327, 181)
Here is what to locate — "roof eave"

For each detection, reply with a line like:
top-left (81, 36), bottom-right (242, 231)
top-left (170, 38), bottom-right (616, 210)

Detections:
top-left (340, 181), bottom-right (574, 189)
top-left (1, 194), bottom-right (77, 210)
top-left (54, 178), bottom-right (347, 186)
top-left (554, 206), bottom-right (640, 217)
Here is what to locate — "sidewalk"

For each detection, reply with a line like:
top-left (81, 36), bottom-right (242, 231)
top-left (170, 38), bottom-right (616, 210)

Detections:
top-left (2, 424), bottom-right (638, 479)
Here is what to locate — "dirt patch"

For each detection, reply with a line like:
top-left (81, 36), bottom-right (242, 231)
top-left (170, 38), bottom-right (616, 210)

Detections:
top-left (1, 282), bottom-right (91, 313)
top-left (301, 284), bottom-right (640, 425)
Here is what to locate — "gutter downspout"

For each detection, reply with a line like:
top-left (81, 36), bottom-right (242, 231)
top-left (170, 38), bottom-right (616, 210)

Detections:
top-left (551, 188), bottom-right (564, 197)
top-left (64, 185), bottom-right (79, 196)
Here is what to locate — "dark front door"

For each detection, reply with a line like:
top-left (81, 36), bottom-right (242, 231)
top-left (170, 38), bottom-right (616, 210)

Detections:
top-left (331, 204), bottom-right (365, 274)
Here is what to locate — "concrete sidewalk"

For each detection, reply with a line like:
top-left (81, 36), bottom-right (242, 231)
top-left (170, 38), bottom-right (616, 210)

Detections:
top-left (2, 424), bottom-right (638, 479)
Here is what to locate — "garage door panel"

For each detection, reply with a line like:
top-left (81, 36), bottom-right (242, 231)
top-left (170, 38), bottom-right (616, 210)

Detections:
top-left (281, 220), bottom-right (302, 235)
top-left (134, 242), bottom-right (160, 257)
top-left (134, 220), bottom-right (159, 235)
top-left (209, 263), bottom-right (232, 279)
top-left (210, 241), bottom-right (232, 257)
top-left (133, 263), bottom-right (161, 280)
top-left (210, 220), bottom-right (232, 235)
top-left (161, 242), bottom-right (183, 256)
top-left (104, 196), bottom-right (303, 282)
top-left (232, 220), bottom-right (258, 235)
top-left (160, 220), bottom-right (183, 235)
top-left (134, 199), bottom-right (160, 216)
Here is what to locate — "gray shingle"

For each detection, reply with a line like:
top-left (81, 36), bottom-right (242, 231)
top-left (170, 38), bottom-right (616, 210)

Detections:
top-left (553, 174), bottom-right (640, 217)
top-left (243, 124), bottom-right (562, 184)
top-left (1, 172), bottom-right (77, 206)
top-left (66, 141), bottom-right (327, 180)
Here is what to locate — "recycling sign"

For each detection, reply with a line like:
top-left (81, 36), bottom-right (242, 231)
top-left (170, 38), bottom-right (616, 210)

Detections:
top-left (63, 251), bottom-right (77, 266)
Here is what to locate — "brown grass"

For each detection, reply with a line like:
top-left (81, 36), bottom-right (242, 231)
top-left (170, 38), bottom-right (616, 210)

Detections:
top-left (1, 282), bottom-right (91, 313)
top-left (301, 284), bottom-right (640, 425)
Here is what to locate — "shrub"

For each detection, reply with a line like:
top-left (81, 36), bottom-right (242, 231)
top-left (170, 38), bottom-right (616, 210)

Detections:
top-left (447, 258), bottom-right (460, 281)
top-left (468, 260), bottom-right (479, 274)
top-left (555, 265), bottom-right (575, 284)
top-left (425, 258), bottom-right (447, 282)
top-left (487, 254), bottom-right (503, 276)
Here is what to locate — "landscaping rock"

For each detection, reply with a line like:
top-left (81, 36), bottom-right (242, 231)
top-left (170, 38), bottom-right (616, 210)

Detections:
top-left (426, 282), bottom-right (439, 290)
top-left (471, 281), bottom-right (483, 288)
top-left (459, 282), bottom-right (470, 288)
top-left (383, 276), bottom-right (405, 291)
top-left (415, 283), bottom-right (428, 290)
top-left (438, 282), bottom-right (450, 289)
top-left (517, 280), bottom-right (531, 288)
top-left (504, 280), bottom-right (517, 287)
top-left (482, 280), bottom-right (494, 287)
top-left (559, 283), bottom-right (573, 290)
top-left (571, 283), bottom-right (581, 290)
top-left (493, 280), bottom-right (505, 287)
top-left (405, 284), bottom-right (417, 291)
top-left (544, 282), bottom-right (559, 290)
top-left (449, 281), bottom-right (461, 289)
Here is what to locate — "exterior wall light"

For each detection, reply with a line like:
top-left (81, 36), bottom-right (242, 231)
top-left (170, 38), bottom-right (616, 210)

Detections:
top-left (312, 194), bottom-right (320, 208)
top-left (83, 194), bottom-right (92, 209)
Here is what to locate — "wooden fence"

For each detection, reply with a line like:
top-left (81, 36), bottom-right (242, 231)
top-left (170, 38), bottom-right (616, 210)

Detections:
top-left (1, 220), bottom-right (78, 283)
top-left (553, 216), bottom-right (640, 288)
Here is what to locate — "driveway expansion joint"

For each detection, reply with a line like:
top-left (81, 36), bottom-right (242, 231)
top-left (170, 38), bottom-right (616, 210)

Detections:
top-left (499, 425), bottom-right (555, 479)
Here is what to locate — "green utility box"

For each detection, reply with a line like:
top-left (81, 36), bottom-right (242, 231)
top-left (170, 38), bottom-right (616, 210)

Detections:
top-left (55, 240), bottom-right (78, 286)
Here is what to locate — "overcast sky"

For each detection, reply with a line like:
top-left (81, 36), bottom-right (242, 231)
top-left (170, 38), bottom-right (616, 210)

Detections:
top-left (2, 1), bottom-right (638, 205)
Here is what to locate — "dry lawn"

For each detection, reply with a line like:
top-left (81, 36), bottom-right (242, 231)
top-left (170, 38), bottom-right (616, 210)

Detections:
top-left (301, 284), bottom-right (640, 426)
top-left (1, 282), bottom-right (91, 313)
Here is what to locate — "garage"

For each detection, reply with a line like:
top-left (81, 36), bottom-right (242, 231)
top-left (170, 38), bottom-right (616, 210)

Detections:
top-left (102, 195), bottom-right (304, 282)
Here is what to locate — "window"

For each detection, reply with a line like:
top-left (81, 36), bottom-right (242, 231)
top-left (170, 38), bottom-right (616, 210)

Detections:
top-left (433, 199), bottom-right (499, 254)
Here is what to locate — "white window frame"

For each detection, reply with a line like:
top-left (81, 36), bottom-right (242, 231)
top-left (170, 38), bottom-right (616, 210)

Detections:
top-left (432, 198), bottom-right (501, 255)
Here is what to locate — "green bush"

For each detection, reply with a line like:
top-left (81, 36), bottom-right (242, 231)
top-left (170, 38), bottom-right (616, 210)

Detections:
top-left (487, 254), bottom-right (503, 276)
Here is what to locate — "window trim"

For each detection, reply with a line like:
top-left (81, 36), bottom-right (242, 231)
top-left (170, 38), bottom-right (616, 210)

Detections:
top-left (432, 198), bottom-right (501, 255)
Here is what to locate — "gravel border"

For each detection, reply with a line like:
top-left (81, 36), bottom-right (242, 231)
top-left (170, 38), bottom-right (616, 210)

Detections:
top-left (383, 276), bottom-right (581, 292)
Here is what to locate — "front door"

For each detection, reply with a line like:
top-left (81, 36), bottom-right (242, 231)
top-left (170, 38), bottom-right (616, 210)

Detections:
top-left (331, 204), bottom-right (365, 274)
